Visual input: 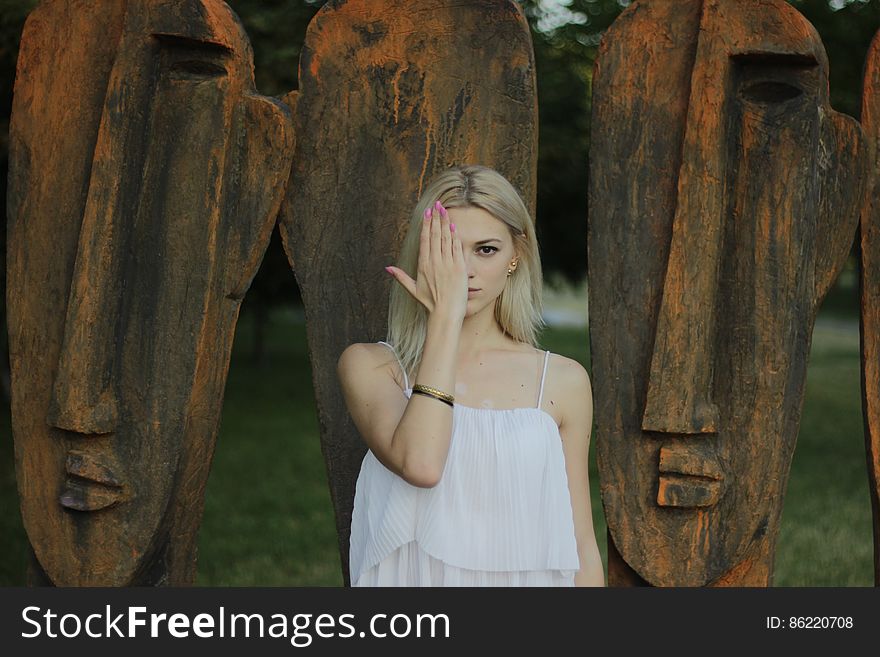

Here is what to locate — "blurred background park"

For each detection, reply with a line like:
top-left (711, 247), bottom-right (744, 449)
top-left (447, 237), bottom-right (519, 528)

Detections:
top-left (0, 0), bottom-right (877, 585)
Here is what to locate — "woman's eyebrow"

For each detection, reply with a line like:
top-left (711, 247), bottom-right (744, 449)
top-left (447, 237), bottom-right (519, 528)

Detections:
top-left (473, 238), bottom-right (502, 245)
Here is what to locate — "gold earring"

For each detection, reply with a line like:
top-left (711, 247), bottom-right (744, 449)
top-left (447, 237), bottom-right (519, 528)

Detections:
top-left (507, 260), bottom-right (517, 277)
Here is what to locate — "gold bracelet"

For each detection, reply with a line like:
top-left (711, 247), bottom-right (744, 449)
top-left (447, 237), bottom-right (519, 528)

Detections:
top-left (411, 383), bottom-right (454, 407)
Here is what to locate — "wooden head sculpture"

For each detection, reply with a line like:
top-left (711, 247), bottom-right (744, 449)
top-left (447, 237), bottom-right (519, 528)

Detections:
top-left (861, 28), bottom-right (880, 587)
top-left (278, 0), bottom-right (537, 584)
top-left (589, 0), bottom-right (867, 586)
top-left (6, 0), bottom-right (293, 585)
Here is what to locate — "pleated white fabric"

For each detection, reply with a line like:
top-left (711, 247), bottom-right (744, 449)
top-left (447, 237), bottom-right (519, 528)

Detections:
top-left (349, 343), bottom-right (580, 587)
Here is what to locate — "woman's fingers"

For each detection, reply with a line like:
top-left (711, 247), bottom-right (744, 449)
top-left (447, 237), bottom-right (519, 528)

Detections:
top-left (386, 266), bottom-right (420, 302)
top-left (400, 200), bottom-right (463, 315)
top-left (430, 201), bottom-right (442, 268)
top-left (437, 201), bottom-right (452, 258)
top-left (418, 206), bottom-right (431, 274)
top-left (452, 226), bottom-right (463, 265)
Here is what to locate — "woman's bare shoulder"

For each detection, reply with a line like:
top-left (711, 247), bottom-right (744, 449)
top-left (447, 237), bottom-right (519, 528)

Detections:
top-left (544, 353), bottom-right (593, 424)
top-left (338, 342), bottom-right (394, 368)
top-left (337, 342), bottom-right (402, 386)
top-left (547, 352), bottom-right (590, 379)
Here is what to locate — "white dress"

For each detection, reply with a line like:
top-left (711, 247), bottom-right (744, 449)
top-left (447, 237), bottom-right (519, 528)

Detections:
top-left (349, 341), bottom-right (580, 586)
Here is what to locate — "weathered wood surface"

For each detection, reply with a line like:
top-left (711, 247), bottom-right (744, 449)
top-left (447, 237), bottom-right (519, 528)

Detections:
top-left (862, 29), bottom-right (880, 587)
top-left (589, 0), bottom-right (867, 586)
top-left (278, 0), bottom-right (538, 584)
top-left (7, 0), bottom-right (294, 585)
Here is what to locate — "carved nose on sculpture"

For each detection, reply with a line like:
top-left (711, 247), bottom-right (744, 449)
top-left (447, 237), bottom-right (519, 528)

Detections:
top-left (640, 39), bottom-right (727, 436)
top-left (46, 256), bottom-right (121, 433)
top-left (643, 382), bottom-right (719, 435)
top-left (640, 207), bottom-right (721, 436)
top-left (46, 271), bottom-right (121, 435)
top-left (47, 374), bottom-right (119, 435)
top-left (46, 154), bottom-right (123, 436)
top-left (640, 224), bottom-right (721, 434)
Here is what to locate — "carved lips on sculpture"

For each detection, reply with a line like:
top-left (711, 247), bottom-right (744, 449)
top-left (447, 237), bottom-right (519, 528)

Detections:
top-left (589, 0), bottom-right (866, 586)
top-left (7, 0), bottom-right (293, 585)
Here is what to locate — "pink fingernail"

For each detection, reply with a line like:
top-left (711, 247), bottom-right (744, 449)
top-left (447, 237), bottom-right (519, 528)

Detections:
top-left (450, 223), bottom-right (456, 232)
top-left (424, 207), bottom-right (431, 220)
top-left (384, 266), bottom-right (393, 275)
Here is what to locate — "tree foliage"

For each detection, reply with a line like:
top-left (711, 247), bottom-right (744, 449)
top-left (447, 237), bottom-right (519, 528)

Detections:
top-left (519, 1), bottom-right (626, 283)
top-left (790, 0), bottom-right (880, 118)
top-left (225, 0), bottom-right (322, 96)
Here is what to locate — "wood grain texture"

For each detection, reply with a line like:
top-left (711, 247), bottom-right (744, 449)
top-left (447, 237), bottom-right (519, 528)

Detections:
top-left (278, 0), bottom-right (538, 585)
top-left (589, 0), bottom-right (867, 586)
top-left (7, 0), bottom-right (293, 585)
top-left (861, 29), bottom-right (880, 587)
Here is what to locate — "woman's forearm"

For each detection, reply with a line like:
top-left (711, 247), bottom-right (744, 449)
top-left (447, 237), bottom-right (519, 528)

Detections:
top-left (574, 542), bottom-right (606, 587)
top-left (389, 309), bottom-right (461, 487)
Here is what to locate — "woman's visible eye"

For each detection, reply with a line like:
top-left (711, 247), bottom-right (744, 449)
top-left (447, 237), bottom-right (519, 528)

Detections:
top-left (477, 246), bottom-right (499, 255)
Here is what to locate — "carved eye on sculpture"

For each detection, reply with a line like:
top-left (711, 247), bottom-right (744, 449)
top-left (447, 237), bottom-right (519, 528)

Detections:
top-left (739, 80), bottom-right (802, 104)
top-left (168, 59), bottom-right (228, 80)
top-left (153, 33), bottom-right (231, 82)
top-left (732, 53), bottom-right (819, 111)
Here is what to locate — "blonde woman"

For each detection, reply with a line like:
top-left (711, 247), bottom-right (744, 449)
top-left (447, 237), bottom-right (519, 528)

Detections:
top-left (338, 165), bottom-right (603, 587)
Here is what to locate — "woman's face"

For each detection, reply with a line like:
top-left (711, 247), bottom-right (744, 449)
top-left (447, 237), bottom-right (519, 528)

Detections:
top-left (446, 205), bottom-right (518, 318)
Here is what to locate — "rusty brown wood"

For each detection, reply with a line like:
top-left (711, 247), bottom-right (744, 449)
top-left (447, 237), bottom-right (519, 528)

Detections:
top-left (588, 0), bottom-right (867, 586)
top-left (278, 0), bottom-right (538, 585)
top-left (861, 29), bottom-right (880, 588)
top-left (6, 0), bottom-right (294, 585)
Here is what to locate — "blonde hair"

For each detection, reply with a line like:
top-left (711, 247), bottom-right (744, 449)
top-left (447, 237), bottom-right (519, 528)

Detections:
top-left (386, 165), bottom-right (544, 381)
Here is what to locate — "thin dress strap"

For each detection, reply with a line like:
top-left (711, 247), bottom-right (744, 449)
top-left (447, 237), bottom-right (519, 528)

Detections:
top-left (377, 341), bottom-right (409, 390)
top-left (536, 350), bottom-right (551, 409)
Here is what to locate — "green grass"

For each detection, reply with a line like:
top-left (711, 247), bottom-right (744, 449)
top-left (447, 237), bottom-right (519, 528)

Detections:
top-left (773, 319), bottom-right (873, 586)
top-left (196, 305), bottom-right (342, 585)
top-left (0, 297), bottom-right (872, 586)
